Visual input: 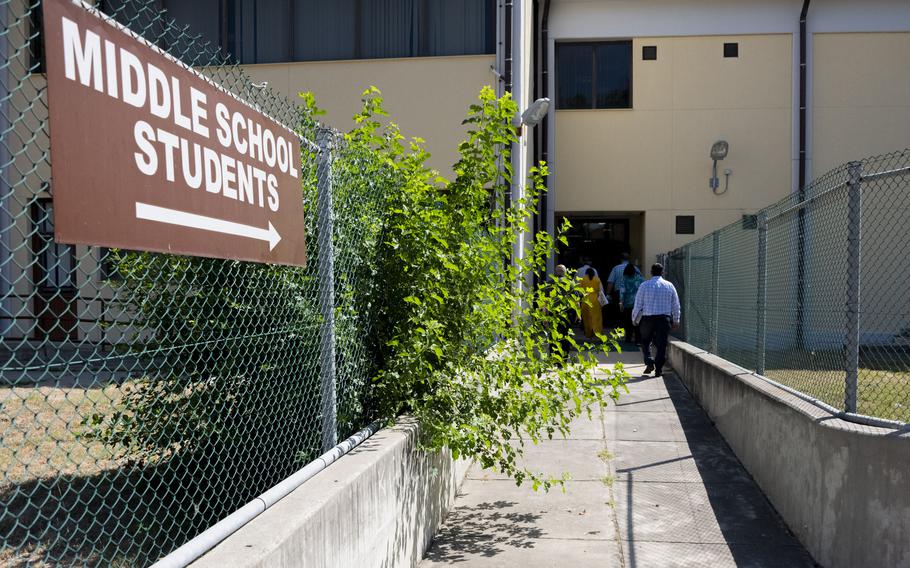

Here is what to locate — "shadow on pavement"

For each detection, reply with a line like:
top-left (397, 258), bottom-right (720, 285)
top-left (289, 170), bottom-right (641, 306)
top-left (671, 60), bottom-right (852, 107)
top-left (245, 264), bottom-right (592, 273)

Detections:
top-left (419, 500), bottom-right (543, 563)
top-left (616, 370), bottom-right (817, 567)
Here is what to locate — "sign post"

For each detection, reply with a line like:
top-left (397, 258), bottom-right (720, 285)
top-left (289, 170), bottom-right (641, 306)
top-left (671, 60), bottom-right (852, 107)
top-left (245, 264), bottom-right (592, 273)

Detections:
top-left (43, 0), bottom-right (306, 266)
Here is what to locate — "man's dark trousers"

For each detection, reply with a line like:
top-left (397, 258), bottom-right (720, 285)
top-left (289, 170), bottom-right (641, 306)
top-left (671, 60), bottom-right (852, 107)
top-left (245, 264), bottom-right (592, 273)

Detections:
top-left (639, 315), bottom-right (671, 371)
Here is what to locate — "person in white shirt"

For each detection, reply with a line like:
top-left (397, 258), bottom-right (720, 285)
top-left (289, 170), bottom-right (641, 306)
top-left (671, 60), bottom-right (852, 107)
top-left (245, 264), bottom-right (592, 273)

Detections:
top-left (631, 263), bottom-right (681, 377)
top-left (606, 253), bottom-right (632, 295)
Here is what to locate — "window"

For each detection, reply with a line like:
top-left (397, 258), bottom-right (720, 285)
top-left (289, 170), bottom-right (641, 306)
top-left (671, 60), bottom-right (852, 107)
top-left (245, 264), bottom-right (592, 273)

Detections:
top-left (29, 1), bottom-right (45, 73)
top-left (160, 0), bottom-right (225, 63)
top-left (557, 41), bottom-right (632, 109)
top-left (724, 42), bottom-right (739, 58)
top-left (642, 45), bottom-right (657, 61)
top-left (31, 201), bottom-right (75, 290)
top-left (675, 215), bottom-right (695, 235)
top-left (153, 0), bottom-right (495, 64)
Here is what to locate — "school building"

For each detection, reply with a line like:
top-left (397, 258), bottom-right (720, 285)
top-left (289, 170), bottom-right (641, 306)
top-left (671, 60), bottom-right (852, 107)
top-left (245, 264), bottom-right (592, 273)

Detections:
top-left (167, 0), bottom-right (909, 274)
top-left (2, 0), bottom-right (910, 344)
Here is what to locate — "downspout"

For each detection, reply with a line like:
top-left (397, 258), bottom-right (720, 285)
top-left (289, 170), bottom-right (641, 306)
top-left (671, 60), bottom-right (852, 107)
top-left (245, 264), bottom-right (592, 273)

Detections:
top-left (536, 0), bottom-right (550, 248)
top-left (796, 0), bottom-right (810, 348)
top-left (504, 0), bottom-right (513, 94)
top-left (532, 0), bottom-right (539, 243)
top-left (504, 0), bottom-right (513, 218)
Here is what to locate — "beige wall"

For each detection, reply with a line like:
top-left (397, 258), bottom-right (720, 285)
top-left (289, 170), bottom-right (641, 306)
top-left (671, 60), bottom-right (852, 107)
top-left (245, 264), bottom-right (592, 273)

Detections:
top-left (810, 32), bottom-right (910, 348)
top-left (555, 34), bottom-right (793, 264)
top-left (240, 55), bottom-right (495, 176)
top-left (812, 32), bottom-right (910, 177)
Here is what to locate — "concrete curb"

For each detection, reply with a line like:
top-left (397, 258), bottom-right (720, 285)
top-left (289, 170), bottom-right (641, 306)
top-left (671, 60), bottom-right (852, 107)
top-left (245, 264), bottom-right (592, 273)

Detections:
top-left (669, 340), bottom-right (910, 568)
top-left (192, 418), bottom-right (467, 568)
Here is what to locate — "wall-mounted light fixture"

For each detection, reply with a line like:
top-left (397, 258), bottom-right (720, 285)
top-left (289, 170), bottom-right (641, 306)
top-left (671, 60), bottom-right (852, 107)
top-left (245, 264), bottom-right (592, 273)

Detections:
top-left (521, 98), bottom-right (551, 128)
top-left (710, 140), bottom-right (730, 195)
top-left (513, 98), bottom-right (550, 135)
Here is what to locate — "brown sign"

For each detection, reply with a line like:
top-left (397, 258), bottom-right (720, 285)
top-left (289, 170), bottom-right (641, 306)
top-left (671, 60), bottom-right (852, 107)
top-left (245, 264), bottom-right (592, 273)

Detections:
top-left (44, 0), bottom-right (306, 266)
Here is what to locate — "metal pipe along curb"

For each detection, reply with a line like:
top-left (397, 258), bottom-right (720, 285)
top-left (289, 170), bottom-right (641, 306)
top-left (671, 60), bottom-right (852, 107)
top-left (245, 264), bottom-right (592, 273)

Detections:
top-left (150, 421), bottom-right (383, 568)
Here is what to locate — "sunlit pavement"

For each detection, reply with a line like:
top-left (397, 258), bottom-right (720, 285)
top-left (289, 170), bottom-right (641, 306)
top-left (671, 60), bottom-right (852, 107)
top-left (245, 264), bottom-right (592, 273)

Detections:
top-left (420, 347), bottom-right (815, 567)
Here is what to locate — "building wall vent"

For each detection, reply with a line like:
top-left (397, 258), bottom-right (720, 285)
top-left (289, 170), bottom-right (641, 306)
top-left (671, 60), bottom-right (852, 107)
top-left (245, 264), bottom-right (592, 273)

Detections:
top-left (676, 215), bottom-right (695, 235)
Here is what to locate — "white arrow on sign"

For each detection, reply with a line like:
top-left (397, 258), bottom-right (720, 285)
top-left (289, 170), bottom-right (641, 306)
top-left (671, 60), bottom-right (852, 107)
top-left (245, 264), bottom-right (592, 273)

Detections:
top-left (135, 202), bottom-right (282, 251)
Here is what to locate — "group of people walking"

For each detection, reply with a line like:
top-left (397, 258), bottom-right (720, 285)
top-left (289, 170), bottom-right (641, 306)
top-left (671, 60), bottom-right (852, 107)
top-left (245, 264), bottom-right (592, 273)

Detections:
top-left (560, 254), bottom-right (680, 377)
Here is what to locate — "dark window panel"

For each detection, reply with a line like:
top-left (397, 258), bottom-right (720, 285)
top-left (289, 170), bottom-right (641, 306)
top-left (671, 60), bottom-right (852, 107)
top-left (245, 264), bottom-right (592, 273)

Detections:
top-left (32, 201), bottom-right (74, 290)
top-left (484, 0), bottom-right (496, 54)
top-left (293, 0), bottom-right (357, 62)
top-left (556, 44), bottom-right (593, 109)
top-left (102, 0), bottom-right (170, 53)
top-left (215, 0), bottom-right (496, 64)
top-left (676, 215), bottom-right (695, 235)
top-left (254, 0), bottom-right (291, 63)
top-left (642, 45), bottom-right (657, 61)
top-left (29, 1), bottom-right (45, 74)
top-left (557, 41), bottom-right (632, 110)
top-left (425, 0), bottom-right (489, 57)
top-left (361, 0), bottom-right (417, 59)
top-left (595, 42), bottom-right (631, 109)
top-left (724, 42), bottom-right (739, 58)
top-left (161, 0), bottom-right (223, 62)
top-left (223, 0), bottom-right (250, 62)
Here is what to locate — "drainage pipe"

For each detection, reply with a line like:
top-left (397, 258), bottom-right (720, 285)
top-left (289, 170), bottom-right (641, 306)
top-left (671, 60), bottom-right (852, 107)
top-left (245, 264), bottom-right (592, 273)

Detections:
top-left (535, 0), bottom-right (551, 244)
top-left (150, 421), bottom-right (382, 568)
top-left (796, 0), bottom-right (810, 349)
top-left (503, 0), bottom-right (513, 219)
top-left (504, 0), bottom-right (513, 94)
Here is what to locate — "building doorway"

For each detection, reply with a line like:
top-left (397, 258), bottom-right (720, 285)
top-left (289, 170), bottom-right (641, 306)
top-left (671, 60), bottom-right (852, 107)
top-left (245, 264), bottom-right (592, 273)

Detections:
top-left (557, 213), bottom-right (643, 278)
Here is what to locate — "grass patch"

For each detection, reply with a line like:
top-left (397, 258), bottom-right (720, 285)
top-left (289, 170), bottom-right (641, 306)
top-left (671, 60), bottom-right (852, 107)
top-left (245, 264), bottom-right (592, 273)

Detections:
top-left (713, 346), bottom-right (910, 423)
top-left (0, 384), bottom-right (146, 566)
top-left (0, 384), bottom-right (125, 486)
top-left (764, 368), bottom-right (910, 423)
top-left (600, 474), bottom-right (614, 487)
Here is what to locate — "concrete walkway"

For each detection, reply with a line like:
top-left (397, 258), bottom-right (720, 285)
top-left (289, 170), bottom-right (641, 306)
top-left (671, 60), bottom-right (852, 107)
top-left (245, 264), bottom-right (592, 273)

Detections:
top-left (420, 350), bottom-right (816, 567)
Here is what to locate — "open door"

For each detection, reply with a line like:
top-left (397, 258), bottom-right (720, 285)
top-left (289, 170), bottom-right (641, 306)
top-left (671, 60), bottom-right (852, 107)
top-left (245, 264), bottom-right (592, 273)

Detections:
top-left (558, 215), bottom-right (632, 277)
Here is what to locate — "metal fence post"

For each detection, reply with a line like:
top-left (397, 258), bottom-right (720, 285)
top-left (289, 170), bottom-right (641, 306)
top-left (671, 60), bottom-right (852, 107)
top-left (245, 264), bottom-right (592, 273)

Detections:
top-left (756, 212), bottom-right (768, 375)
top-left (683, 247), bottom-right (692, 341)
top-left (317, 130), bottom-right (337, 450)
top-left (710, 232), bottom-right (720, 353)
top-left (845, 161), bottom-right (863, 413)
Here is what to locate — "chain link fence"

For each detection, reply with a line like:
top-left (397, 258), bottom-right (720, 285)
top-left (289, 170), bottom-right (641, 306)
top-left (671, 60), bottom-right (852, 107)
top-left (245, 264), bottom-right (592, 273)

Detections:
top-left (1, 1), bottom-right (391, 565)
top-left (663, 149), bottom-right (910, 426)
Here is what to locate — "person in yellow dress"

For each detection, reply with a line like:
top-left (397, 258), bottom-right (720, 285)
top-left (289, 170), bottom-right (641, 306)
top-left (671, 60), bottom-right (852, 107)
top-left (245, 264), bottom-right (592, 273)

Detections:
top-left (579, 268), bottom-right (603, 339)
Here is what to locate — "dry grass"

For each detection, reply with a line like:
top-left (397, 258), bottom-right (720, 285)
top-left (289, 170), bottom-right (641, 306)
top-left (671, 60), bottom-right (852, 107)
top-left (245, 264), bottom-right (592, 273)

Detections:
top-left (0, 384), bottom-right (125, 487)
top-left (0, 384), bottom-right (145, 566)
top-left (764, 368), bottom-right (910, 423)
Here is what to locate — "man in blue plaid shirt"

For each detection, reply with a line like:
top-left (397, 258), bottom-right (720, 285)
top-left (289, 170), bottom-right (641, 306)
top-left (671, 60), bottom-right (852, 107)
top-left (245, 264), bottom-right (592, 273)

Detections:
top-left (632, 263), bottom-right (681, 377)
